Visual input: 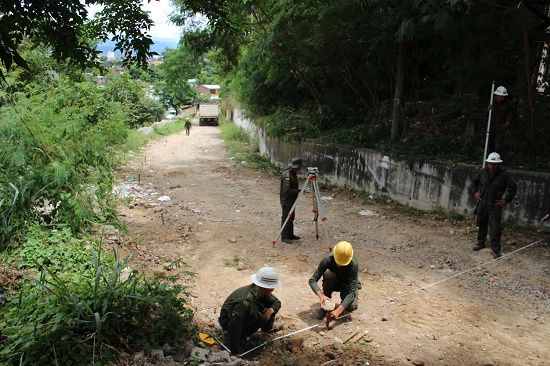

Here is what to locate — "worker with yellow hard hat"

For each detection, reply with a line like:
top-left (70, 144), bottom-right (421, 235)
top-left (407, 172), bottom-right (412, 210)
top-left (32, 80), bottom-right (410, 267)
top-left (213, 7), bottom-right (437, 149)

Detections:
top-left (309, 241), bottom-right (360, 321)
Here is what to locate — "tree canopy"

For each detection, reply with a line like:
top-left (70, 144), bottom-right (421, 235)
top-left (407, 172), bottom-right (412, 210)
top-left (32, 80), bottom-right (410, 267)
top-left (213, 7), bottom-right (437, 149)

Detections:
top-left (169, 0), bottom-right (550, 169)
top-left (0, 0), bottom-right (157, 79)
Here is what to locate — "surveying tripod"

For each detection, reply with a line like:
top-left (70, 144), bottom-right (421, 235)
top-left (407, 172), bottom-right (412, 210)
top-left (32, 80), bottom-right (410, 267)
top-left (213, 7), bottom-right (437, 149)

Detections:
top-left (273, 167), bottom-right (332, 249)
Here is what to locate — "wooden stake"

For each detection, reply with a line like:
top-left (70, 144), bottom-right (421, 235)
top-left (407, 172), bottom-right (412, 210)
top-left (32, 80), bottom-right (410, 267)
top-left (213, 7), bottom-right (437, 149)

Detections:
top-left (351, 331), bottom-right (367, 343)
top-left (342, 330), bottom-right (359, 344)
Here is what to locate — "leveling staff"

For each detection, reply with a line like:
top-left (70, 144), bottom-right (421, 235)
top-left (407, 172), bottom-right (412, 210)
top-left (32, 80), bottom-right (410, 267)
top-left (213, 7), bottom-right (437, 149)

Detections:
top-left (280, 157), bottom-right (303, 244)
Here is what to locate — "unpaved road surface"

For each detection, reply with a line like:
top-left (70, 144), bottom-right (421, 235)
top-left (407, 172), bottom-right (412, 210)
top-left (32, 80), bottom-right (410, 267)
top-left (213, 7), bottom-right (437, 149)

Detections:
top-left (116, 120), bottom-right (550, 366)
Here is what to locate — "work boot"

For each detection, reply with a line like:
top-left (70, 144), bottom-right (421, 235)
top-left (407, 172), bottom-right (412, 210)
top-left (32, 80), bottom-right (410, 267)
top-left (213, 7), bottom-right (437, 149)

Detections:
top-left (281, 238), bottom-right (293, 244)
top-left (289, 235), bottom-right (301, 240)
top-left (472, 243), bottom-right (486, 251)
top-left (492, 251), bottom-right (502, 259)
top-left (315, 308), bottom-right (327, 320)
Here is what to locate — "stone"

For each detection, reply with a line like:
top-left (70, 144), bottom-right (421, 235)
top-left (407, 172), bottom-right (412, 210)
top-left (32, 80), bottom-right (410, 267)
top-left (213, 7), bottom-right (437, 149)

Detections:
top-left (189, 346), bottom-right (209, 362)
top-left (207, 350), bottom-right (231, 363)
top-left (150, 349), bottom-right (164, 362)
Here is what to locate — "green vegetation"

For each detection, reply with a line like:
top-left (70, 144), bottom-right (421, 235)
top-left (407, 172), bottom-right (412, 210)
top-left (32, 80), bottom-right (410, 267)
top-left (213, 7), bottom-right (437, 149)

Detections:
top-left (219, 118), bottom-right (277, 172)
top-left (1, 243), bottom-right (196, 365)
top-left (0, 36), bottom-right (197, 365)
top-left (170, 0), bottom-right (550, 172)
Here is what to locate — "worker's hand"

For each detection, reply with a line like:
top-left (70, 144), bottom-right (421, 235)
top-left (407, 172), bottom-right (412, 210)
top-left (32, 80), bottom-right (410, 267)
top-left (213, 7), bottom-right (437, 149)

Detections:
top-left (261, 308), bottom-right (274, 320)
top-left (495, 199), bottom-right (507, 207)
top-left (318, 293), bottom-right (330, 307)
top-left (475, 192), bottom-right (482, 200)
top-left (502, 121), bottom-right (511, 129)
top-left (487, 104), bottom-right (493, 111)
top-left (541, 215), bottom-right (549, 224)
top-left (327, 306), bottom-right (344, 322)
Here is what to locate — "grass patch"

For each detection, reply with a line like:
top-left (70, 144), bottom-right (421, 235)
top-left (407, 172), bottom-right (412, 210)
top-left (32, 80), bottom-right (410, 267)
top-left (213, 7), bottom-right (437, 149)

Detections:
top-left (219, 119), bottom-right (277, 172)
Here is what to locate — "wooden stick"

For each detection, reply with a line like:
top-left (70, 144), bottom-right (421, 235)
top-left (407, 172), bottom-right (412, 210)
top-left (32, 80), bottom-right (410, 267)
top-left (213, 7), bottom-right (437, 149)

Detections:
top-left (351, 331), bottom-right (367, 343)
top-left (342, 330), bottom-right (359, 344)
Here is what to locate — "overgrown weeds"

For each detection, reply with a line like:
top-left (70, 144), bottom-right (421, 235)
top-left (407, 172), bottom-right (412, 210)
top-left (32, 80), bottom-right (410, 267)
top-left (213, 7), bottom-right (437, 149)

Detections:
top-left (219, 118), bottom-right (277, 172)
top-left (0, 241), bottom-right (196, 365)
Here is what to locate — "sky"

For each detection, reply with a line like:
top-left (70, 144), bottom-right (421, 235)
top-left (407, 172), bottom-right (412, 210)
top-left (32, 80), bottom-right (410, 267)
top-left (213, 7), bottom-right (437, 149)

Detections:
top-left (142, 0), bottom-right (182, 45)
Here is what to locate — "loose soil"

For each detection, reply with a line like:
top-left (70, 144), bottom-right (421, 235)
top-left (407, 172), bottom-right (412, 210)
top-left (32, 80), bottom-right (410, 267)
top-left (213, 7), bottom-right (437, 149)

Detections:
top-left (116, 120), bottom-right (549, 366)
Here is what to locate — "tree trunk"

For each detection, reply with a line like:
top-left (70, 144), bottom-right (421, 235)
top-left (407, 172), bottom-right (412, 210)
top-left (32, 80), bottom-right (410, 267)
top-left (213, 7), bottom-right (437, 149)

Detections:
top-left (391, 41), bottom-right (406, 142)
top-left (519, 0), bottom-right (536, 158)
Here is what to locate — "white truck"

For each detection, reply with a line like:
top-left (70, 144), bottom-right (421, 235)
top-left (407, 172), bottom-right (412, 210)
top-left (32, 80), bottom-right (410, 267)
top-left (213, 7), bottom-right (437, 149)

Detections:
top-left (198, 103), bottom-right (219, 126)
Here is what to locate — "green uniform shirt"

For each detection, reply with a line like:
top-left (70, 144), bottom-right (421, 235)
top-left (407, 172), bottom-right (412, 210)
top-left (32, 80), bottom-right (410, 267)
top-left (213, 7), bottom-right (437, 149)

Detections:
top-left (280, 168), bottom-right (300, 205)
top-left (473, 167), bottom-right (517, 208)
top-left (309, 253), bottom-right (359, 309)
top-left (218, 284), bottom-right (281, 353)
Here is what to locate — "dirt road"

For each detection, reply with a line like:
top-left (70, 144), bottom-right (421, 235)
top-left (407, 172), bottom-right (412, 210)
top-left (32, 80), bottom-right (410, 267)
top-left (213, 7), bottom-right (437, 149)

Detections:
top-left (117, 120), bottom-right (549, 366)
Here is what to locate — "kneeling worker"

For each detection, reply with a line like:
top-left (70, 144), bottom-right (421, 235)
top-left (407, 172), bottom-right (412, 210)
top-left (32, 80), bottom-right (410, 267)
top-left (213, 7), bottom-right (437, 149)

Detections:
top-left (309, 241), bottom-right (359, 321)
top-left (217, 266), bottom-right (283, 355)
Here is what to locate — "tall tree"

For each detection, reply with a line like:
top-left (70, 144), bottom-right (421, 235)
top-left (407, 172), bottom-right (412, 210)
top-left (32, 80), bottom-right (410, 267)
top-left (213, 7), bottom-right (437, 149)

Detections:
top-left (0, 0), bottom-right (156, 79)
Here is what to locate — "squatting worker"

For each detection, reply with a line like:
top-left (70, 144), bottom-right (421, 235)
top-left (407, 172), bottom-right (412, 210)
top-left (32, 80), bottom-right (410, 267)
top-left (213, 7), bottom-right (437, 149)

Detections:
top-left (472, 152), bottom-right (517, 259)
top-left (309, 241), bottom-right (360, 321)
top-left (487, 86), bottom-right (516, 157)
top-left (280, 157), bottom-right (302, 244)
top-left (217, 266), bottom-right (284, 355)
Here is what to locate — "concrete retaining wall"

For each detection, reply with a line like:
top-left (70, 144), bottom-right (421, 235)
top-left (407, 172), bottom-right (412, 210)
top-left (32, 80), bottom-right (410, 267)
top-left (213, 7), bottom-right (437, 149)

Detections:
top-left (232, 108), bottom-right (550, 227)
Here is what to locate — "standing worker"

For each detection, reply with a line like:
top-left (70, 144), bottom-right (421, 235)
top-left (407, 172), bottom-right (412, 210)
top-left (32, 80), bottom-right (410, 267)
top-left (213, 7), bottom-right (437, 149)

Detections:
top-left (309, 241), bottom-right (360, 321)
top-left (280, 157), bottom-right (302, 244)
top-left (486, 86), bottom-right (516, 157)
top-left (472, 152), bottom-right (517, 259)
top-left (216, 266), bottom-right (284, 355)
top-left (184, 117), bottom-right (191, 136)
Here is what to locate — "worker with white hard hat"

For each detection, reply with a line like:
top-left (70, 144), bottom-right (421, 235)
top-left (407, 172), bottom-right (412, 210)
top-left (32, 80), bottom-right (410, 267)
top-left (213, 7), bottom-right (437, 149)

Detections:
top-left (472, 152), bottom-right (517, 259)
top-left (216, 266), bottom-right (283, 355)
top-left (487, 86), bottom-right (516, 157)
top-left (309, 241), bottom-right (360, 321)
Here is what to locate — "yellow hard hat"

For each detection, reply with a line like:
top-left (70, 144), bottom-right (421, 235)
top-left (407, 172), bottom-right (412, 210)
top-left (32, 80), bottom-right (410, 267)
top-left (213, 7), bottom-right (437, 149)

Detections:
top-left (333, 241), bottom-right (354, 266)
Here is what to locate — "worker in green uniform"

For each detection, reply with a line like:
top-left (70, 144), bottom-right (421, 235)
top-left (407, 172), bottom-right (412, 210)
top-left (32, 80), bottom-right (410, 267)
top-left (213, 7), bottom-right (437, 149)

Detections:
top-left (280, 157), bottom-right (302, 244)
top-left (472, 152), bottom-right (517, 259)
top-left (309, 241), bottom-right (360, 321)
top-left (184, 117), bottom-right (191, 136)
top-left (217, 266), bottom-right (283, 355)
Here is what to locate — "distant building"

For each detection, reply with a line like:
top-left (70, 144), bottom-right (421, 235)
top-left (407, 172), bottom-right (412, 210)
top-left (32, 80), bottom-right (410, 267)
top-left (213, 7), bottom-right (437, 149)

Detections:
top-left (194, 84), bottom-right (220, 100)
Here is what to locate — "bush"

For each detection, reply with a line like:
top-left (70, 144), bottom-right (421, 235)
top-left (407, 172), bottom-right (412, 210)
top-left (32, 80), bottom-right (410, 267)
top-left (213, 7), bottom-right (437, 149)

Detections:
top-left (0, 246), bottom-right (196, 365)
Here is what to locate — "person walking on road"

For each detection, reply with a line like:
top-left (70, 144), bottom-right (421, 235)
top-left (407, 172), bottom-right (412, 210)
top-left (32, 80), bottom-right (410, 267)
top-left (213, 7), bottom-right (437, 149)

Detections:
top-left (309, 241), bottom-right (360, 321)
top-left (486, 86), bottom-right (516, 157)
top-left (216, 266), bottom-right (284, 355)
top-left (280, 157), bottom-right (302, 244)
top-left (472, 152), bottom-right (517, 259)
top-left (184, 117), bottom-right (191, 136)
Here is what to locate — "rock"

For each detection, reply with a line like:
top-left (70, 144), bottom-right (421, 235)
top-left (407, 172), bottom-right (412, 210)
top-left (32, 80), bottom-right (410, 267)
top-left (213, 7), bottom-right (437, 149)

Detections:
top-left (188, 346), bottom-right (209, 362)
top-left (228, 237), bottom-right (238, 243)
top-left (133, 351), bottom-right (145, 361)
top-left (482, 362), bottom-right (496, 366)
top-left (322, 300), bottom-right (336, 311)
top-left (226, 358), bottom-right (244, 366)
top-left (325, 351), bottom-right (337, 360)
top-left (150, 349), bottom-right (164, 362)
top-left (162, 343), bottom-right (174, 356)
top-left (412, 360), bottom-right (425, 366)
top-left (207, 350), bottom-right (231, 363)
top-left (332, 339), bottom-right (343, 351)
top-left (284, 337), bottom-right (304, 351)
top-left (237, 261), bottom-right (246, 271)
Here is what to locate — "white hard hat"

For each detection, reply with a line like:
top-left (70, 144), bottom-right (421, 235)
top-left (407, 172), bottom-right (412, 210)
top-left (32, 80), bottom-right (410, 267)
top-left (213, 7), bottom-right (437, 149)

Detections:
top-left (486, 152), bottom-right (503, 163)
top-left (494, 86), bottom-right (508, 96)
top-left (250, 266), bottom-right (282, 289)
